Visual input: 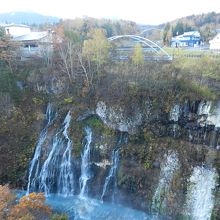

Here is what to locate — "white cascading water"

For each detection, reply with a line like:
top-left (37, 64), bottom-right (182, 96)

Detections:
top-left (58, 111), bottom-right (75, 195)
top-left (169, 104), bottom-right (180, 122)
top-left (26, 103), bottom-right (56, 194)
top-left (38, 111), bottom-right (75, 196)
top-left (101, 148), bottom-right (119, 202)
top-left (198, 101), bottom-right (220, 128)
top-left (184, 166), bottom-right (217, 220)
top-left (79, 126), bottom-right (92, 198)
top-left (101, 133), bottom-right (126, 202)
top-left (151, 151), bottom-right (179, 216)
top-left (207, 101), bottom-right (220, 128)
top-left (197, 101), bottom-right (212, 116)
top-left (169, 105), bottom-right (181, 138)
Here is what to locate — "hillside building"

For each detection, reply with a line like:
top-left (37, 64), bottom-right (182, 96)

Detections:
top-left (12, 31), bottom-right (53, 59)
top-left (1, 23), bottom-right (53, 59)
top-left (171, 31), bottom-right (201, 47)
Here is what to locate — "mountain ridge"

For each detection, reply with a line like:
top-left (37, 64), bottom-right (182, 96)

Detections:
top-left (0, 11), bottom-right (60, 25)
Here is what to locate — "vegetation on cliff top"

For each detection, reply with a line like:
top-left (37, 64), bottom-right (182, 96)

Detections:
top-left (162, 11), bottom-right (220, 44)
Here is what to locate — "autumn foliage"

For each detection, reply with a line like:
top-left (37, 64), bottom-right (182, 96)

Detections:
top-left (0, 186), bottom-right (51, 220)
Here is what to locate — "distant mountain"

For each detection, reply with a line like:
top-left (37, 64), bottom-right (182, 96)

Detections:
top-left (0, 11), bottom-right (60, 25)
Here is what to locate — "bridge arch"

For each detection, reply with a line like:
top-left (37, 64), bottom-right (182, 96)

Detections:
top-left (140, 28), bottom-right (162, 36)
top-left (108, 35), bottom-right (172, 61)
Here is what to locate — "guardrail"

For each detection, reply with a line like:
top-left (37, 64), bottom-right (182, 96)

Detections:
top-left (172, 53), bottom-right (220, 59)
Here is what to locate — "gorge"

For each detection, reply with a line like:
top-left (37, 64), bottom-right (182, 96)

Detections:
top-left (0, 18), bottom-right (220, 219)
top-left (22, 97), bottom-right (220, 219)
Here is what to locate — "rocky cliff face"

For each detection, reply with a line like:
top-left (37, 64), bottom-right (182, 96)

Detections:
top-left (22, 97), bottom-right (220, 219)
top-left (95, 100), bottom-right (220, 148)
top-left (92, 99), bottom-right (220, 217)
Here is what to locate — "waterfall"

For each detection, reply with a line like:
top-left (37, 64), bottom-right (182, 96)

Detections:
top-left (184, 166), bottom-right (217, 220)
top-left (207, 101), bottom-right (220, 128)
top-left (79, 126), bottom-right (92, 198)
top-left (35, 111), bottom-right (74, 196)
top-left (27, 103), bottom-right (56, 194)
top-left (101, 148), bottom-right (119, 202)
top-left (198, 101), bottom-right (220, 128)
top-left (197, 101), bottom-right (212, 116)
top-left (169, 104), bottom-right (180, 122)
top-left (58, 111), bottom-right (75, 195)
top-left (101, 133), bottom-right (127, 202)
top-left (151, 151), bottom-right (179, 216)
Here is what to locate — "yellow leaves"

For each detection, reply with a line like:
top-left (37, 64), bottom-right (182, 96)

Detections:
top-left (0, 186), bottom-right (51, 220)
top-left (15, 192), bottom-right (51, 215)
top-left (82, 28), bottom-right (111, 65)
top-left (131, 43), bottom-right (144, 66)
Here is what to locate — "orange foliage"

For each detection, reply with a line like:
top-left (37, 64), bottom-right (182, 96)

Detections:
top-left (18, 192), bottom-right (51, 213)
top-left (8, 192), bottom-right (51, 220)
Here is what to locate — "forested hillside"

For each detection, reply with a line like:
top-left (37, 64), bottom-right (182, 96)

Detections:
top-left (162, 12), bottom-right (220, 44)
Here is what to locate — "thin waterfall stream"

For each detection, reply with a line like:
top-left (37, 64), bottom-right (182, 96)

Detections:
top-left (26, 103), bottom-right (56, 194)
top-left (101, 132), bottom-right (127, 202)
top-left (151, 151), bottom-right (179, 216)
top-left (79, 126), bottom-right (92, 198)
top-left (184, 166), bottom-right (217, 220)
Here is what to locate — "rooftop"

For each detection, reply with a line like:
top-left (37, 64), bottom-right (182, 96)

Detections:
top-left (0, 23), bottom-right (30, 28)
top-left (182, 31), bottom-right (200, 37)
top-left (13, 31), bottom-right (48, 41)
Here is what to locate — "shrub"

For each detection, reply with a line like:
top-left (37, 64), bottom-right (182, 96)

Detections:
top-left (8, 192), bottom-right (51, 220)
top-left (51, 213), bottom-right (68, 220)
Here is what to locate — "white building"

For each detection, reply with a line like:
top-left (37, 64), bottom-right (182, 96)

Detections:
top-left (1, 23), bottom-right (31, 38)
top-left (12, 31), bottom-right (53, 58)
top-left (0, 23), bottom-right (56, 60)
top-left (0, 23), bottom-right (54, 59)
top-left (209, 33), bottom-right (220, 50)
top-left (171, 31), bottom-right (201, 47)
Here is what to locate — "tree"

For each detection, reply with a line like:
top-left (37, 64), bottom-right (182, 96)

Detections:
top-left (200, 24), bottom-right (216, 42)
top-left (172, 21), bottom-right (185, 36)
top-left (82, 28), bottom-right (111, 87)
top-left (8, 192), bottom-right (51, 220)
top-left (82, 28), bottom-right (111, 67)
top-left (0, 35), bottom-right (20, 73)
top-left (172, 21), bottom-right (193, 37)
top-left (162, 23), bottom-right (172, 46)
top-left (131, 43), bottom-right (144, 66)
top-left (54, 24), bottom-right (81, 82)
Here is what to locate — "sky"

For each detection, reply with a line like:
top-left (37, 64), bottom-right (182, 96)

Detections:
top-left (0, 0), bottom-right (220, 25)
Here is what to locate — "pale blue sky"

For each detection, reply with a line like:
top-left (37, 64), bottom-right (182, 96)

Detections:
top-left (0, 0), bottom-right (220, 24)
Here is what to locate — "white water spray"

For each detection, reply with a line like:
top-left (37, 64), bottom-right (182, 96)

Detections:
top-left (26, 103), bottom-right (55, 194)
top-left (151, 151), bottom-right (179, 216)
top-left (79, 126), bottom-right (92, 198)
top-left (184, 166), bottom-right (217, 220)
